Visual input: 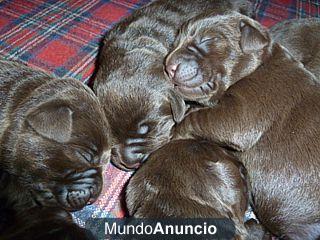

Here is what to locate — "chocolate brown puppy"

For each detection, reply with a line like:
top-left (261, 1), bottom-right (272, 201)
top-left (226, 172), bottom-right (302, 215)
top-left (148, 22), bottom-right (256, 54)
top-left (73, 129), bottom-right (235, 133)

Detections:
top-left (0, 59), bottom-right (110, 212)
top-left (126, 139), bottom-right (252, 239)
top-left (93, 0), bottom-right (253, 170)
top-left (169, 12), bottom-right (320, 239)
top-left (165, 10), bottom-right (265, 105)
top-left (270, 18), bottom-right (320, 78)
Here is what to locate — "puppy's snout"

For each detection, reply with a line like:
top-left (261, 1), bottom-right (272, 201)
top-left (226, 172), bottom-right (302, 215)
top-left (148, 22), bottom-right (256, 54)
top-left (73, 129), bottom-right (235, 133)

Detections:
top-left (166, 63), bottom-right (179, 79)
top-left (166, 57), bottom-right (199, 85)
top-left (55, 168), bottom-right (102, 211)
top-left (111, 144), bottom-right (148, 171)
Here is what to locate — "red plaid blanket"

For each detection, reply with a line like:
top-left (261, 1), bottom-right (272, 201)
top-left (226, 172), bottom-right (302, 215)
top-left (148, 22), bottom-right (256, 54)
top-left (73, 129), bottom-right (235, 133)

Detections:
top-left (0, 0), bottom-right (319, 228)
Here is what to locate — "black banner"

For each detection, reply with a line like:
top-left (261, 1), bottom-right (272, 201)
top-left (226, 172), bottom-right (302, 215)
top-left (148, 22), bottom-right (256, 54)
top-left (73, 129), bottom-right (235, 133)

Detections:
top-left (85, 218), bottom-right (235, 240)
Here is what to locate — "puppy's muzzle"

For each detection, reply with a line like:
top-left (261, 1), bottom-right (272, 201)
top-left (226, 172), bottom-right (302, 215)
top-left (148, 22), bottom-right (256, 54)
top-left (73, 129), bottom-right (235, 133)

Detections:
top-left (56, 168), bottom-right (102, 211)
top-left (111, 144), bottom-right (148, 171)
top-left (166, 56), bottom-right (216, 99)
top-left (166, 59), bottom-right (201, 87)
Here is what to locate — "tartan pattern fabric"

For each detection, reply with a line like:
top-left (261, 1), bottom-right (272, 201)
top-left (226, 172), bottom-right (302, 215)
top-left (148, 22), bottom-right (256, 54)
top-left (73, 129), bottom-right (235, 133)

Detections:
top-left (0, 0), bottom-right (150, 83)
top-left (255, 0), bottom-right (320, 27)
top-left (0, 0), bottom-right (319, 229)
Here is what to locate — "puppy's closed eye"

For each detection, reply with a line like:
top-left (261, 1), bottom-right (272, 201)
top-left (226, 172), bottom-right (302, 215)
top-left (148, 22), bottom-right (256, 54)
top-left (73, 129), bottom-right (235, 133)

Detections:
top-left (187, 36), bottom-right (221, 56)
top-left (199, 37), bottom-right (215, 45)
top-left (199, 36), bottom-right (224, 49)
top-left (75, 148), bottom-right (98, 164)
top-left (187, 45), bottom-right (201, 55)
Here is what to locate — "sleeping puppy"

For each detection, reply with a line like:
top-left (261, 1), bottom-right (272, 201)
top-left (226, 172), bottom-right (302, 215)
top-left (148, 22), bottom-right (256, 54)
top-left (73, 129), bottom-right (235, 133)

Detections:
top-left (126, 139), bottom-right (267, 239)
top-left (0, 59), bottom-right (110, 213)
top-left (166, 12), bottom-right (320, 239)
top-left (93, 0), bottom-right (254, 171)
top-left (270, 18), bottom-right (320, 78)
top-left (165, 10), bottom-right (263, 105)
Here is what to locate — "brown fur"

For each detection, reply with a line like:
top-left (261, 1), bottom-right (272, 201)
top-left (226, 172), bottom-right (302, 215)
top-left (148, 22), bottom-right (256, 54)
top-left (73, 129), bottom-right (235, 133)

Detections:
top-left (0, 59), bottom-right (111, 239)
top-left (0, 202), bottom-right (95, 240)
top-left (171, 12), bottom-right (320, 239)
top-left (270, 18), bottom-right (320, 78)
top-left (93, 0), bottom-right (253, 171)
top-left (165, 10), bottom-right (270, 105)
top-left (126, 139), bottom-right (252, 239)
top-left (0, 59), bottom-right (111, 211)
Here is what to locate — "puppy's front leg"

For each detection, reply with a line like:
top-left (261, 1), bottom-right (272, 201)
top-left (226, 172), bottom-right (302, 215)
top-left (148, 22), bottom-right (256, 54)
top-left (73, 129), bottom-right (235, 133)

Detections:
top-left (174, 95), bottom-right (265, 152)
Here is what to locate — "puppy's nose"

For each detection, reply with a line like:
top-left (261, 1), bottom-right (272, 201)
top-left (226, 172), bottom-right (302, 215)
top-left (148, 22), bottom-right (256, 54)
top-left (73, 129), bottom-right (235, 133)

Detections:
top-left (166, 63), bottom-right (179, 79)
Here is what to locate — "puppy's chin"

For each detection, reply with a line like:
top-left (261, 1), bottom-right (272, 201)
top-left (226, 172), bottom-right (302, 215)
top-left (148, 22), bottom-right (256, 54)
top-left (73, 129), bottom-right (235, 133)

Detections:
top-left (31, 187), bottom-right (99, 212)
top-left (175, 83), bottom-right (213, 101)
top-left (55, 189), bottom-right (92, 211)
top-left (30, 169), bottom-right (103, 211)
top-left (167, 62), bottom-right (222, 101)
top-left (174, 73), bottom-right (221, 102)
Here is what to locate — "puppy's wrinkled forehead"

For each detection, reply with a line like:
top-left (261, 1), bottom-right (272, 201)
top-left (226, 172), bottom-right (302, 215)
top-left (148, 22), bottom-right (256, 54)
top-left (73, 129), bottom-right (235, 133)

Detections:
top-left (177, 12), bottom-right (243, 45)
top-left (102, 83), bottom-right (171, 137)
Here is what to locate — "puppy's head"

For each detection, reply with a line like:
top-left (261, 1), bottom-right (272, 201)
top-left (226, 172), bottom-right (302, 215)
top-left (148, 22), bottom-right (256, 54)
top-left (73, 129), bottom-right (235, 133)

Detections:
top-left (99, 81), bottom-right (186, 171)
top-left (126, 139), bottom-right (249, 237)
top-left (2, 80), bottom-right (111, 211)
top-left (165, 12), bottom-right (271, 103)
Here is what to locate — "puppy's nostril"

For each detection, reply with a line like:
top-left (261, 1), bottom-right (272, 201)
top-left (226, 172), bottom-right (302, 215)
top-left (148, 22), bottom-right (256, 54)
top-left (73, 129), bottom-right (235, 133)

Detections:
top-left (166, 63), bottom-right (179, 79)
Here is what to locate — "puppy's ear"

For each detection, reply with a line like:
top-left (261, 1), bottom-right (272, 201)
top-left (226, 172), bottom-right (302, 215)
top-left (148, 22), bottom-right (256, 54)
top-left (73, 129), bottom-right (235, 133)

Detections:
top-left (26, 104), bottom-right (73, 143)
top-left (240, 18), bottom-right (270, 54)
top-left (168, 90), bottom-right (187, 123)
